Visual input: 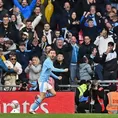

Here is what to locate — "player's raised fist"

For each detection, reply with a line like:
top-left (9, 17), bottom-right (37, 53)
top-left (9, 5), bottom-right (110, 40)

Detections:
top-left (58, 76), bottom-right (62, 80)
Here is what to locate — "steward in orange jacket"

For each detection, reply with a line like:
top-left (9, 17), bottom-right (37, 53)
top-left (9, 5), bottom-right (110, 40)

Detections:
top-left (106, 84), bottom-right (118, 114)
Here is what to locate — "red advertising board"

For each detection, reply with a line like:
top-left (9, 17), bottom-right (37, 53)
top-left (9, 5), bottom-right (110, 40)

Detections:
top-left (0, 92), bottom-right (75, 114)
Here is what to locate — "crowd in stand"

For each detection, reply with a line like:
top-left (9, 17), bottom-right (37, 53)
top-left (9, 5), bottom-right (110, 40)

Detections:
top-left (0, 0), bottom-right (118, 91)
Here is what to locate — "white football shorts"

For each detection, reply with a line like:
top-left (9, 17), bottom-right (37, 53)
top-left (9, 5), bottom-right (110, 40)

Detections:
top-left (39, 82), bottom-right (53, 93)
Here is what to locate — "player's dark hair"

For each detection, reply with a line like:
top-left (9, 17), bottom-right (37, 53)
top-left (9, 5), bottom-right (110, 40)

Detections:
top-left (48, 49), bottom-right (56, 54)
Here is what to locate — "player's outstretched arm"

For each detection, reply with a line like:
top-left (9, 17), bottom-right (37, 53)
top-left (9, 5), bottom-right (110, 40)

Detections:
top-left (50, 72), bottom-right (62, 80)
top-left (51, 66), bottom-right (68, 73)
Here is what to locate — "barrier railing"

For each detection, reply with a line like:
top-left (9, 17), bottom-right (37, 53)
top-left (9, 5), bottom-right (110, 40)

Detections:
top-left (58, 80), bottom-right (118, 91)
top-left (0, 80), bottom-right (118, 91)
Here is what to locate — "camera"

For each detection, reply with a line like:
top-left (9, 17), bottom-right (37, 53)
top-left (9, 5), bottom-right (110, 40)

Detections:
top-left (91, 80), bottom-right (99, 90)
top-left (22, 82), bottom-right (27, 87)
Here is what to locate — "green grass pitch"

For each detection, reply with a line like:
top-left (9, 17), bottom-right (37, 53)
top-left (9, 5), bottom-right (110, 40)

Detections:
top-left (0, 114), bottom-right (118, 118)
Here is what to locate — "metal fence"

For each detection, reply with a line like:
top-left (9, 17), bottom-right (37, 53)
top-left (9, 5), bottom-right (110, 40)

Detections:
top-left (0, 80), bottom-right (118, 91)
top-left (58, 80), bottom-right (118, 91)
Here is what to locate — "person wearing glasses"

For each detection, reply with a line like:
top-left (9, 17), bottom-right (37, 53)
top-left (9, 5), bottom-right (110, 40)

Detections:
top-left (4, 55), bottom-right (22, 91)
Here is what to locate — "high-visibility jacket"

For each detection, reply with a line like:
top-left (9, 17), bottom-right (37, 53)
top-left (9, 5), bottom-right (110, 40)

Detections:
top-left (97, 87), bottom-right (105, 112)
top-left (106, 92), bottom-right (118, 114)
top-left (77, 84), bottom-right (87, 98)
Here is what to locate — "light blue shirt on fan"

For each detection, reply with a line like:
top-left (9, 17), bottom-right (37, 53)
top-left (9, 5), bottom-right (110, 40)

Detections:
top-left (71, 44), bottom-right (79, 63)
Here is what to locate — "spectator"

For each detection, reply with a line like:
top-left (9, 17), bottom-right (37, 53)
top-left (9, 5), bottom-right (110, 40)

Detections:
top-left (80, 15), bottom-right (99, 43)
top-left (13, 0), bottom-right (37, 19)
top-left (39, 35), bottom-right (48, 52)
top-left (20, 32), bottom-right (29, 49)
top-left (16, 42), bottom-right (31, 82)
top-left (102, 42), bottom-right (117, 80)
top-left (88, 47), bottom-right (103, 80)
top-left (40, 45), bottom-right (52, 64)
top-left (0, 34), bottom-right (5, 49)
top-left (70, 36), bottom-right (79, 85)
top-left (0, 48), bottom-right (14, 72)
top-left (104, 3), bottom-right (113, 19)
top-left (68, 12), bottom-right (80, 38)
top-left (27, 38), bottom-right (42, 59)
top-left (25, 56), bottom-right (41, 91)
top-left (0, 0), bottom-right (8, 21)
top-left (42, 23), bottom-right (54, 45)
top-left (53, 30), bottom-right (61, 43)
top-left (3, 39), bottom-right (17, 55)
top-left (0, 15), bottom-right (20, 43)
top-left (79, 36), bottom-right (95, 60)
top-left (20, 19), bottom-right (34, 41)
top-left (30, 6), bottom-right (47, 39)
top-left (4, 55), bottom-right (22, 91)
top-left (54, 53), bottom-right (69, 91)
top-left (79, 56), bottom-right (93, 80)
top-left (94, 28), bottom-right (114, 57)
top-left (52, 38), bottom-right (72, 66)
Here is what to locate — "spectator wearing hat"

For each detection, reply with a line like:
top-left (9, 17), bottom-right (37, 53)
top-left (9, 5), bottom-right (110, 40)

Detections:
top-left (20, 32), bottom-right (29, 49)
top-left (20, 19), bottom-right (34, 41)
top-left (16, 42), bottom-right (31, 82)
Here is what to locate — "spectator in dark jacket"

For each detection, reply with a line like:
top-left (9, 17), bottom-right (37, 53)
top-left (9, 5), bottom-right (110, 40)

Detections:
top-left (81, 17), bottom-right (99, 43)
top-left (0, 0), bottom-right (8, 21)
top-left (27, 38), bottom-right (42, 59)
top-left (54, 53), bottom-right (69, 91)
top-left (102, 42), bottom-right (117, 80)
top-left (79, 36), bottom-right (95, 60)
top-left (52, 38), bottom-right (72, 66)
top-left (68, 12), bottom-right (80, 38)
top-left (0, 15), bottom-right (20, 43)
top-left (16, 42), bottom-right (31, 82)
